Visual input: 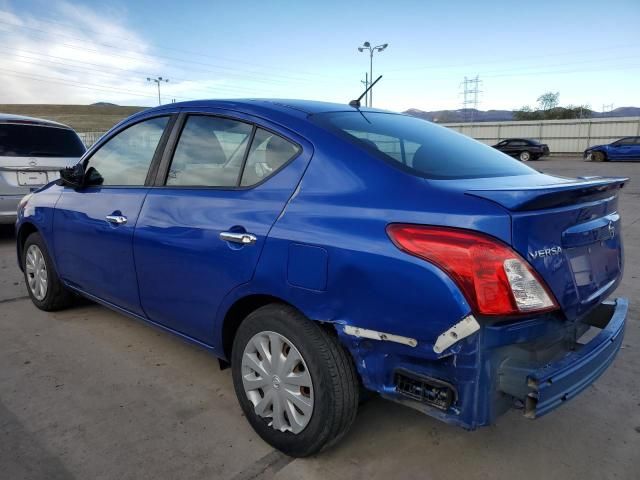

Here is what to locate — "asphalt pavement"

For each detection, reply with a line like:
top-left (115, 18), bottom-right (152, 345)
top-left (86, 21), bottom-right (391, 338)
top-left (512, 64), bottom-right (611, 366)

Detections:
top-left (1, 157), bottom-right (639, 480)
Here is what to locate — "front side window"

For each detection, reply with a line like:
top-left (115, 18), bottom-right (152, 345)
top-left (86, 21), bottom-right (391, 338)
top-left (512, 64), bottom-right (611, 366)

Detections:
top-left (85, 116), bottom-right (169, 186)
top-left (166, 116), bottom-right (253, 187)
top-left (312, 112), bottom-right (537, 179)
top-left (240, 128), bottom-right (300, 186)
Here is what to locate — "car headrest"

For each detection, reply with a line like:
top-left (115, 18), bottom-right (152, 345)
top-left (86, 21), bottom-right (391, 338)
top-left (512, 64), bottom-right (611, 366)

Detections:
top-left (411, 144), bottom-right (430, 172)
top-left (265, 135), bottom-right (296, 168)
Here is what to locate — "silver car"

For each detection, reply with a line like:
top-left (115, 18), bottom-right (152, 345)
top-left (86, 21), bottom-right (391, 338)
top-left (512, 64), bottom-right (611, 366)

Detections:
top-left (0, 114), bottom-right (86, 224)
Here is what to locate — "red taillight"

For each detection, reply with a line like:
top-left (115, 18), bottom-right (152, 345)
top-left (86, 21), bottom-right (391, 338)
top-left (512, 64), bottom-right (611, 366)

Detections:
top-left (386, 224), bottom-right (558, 316)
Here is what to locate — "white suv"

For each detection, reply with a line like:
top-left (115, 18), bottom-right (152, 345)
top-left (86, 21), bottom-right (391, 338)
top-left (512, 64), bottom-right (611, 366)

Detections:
top-left (0, 114), bottom-right (86, 224)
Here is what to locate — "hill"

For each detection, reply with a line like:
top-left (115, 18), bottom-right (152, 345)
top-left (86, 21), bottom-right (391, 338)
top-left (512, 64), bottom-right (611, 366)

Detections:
top-left (0, 104), bottom-right (147, 132)
top-left (405, 108), bottom-right (513, 122)
top-left (405, 106), bottom-right (640, 123)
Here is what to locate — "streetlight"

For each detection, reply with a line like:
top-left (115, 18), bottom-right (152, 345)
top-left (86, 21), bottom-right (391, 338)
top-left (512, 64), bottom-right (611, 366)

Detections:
top-left (147, 76), bottom-right (169, 105)
top-left (357, 42), bottom-right (388, 107)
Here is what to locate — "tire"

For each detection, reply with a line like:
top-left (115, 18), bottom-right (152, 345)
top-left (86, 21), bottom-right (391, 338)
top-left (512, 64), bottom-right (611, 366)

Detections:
top-left (519, 151), bottom-right (531, 162)
top-left (22, 232), bottom-right (74, 311)
top-left (592, 151), bottom-right (606, 162)
top-left (231, 304), bottom-right (359, 457)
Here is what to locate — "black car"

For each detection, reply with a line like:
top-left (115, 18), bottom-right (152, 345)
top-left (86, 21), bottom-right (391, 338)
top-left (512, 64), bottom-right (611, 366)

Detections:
top-left (492, 138), bottom-right (550, 162)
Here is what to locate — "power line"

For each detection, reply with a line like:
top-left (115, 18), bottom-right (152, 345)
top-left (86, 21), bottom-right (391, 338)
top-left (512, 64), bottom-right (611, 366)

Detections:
top-left (0, 67), bottom-right (194, 101)
top-left (0, 48), bottom-right (280, 96)
top-left (0, 10), bottom-right (333, 81)
top-left (387, 42), bottom-right (640, 73)
top-left (0, 18), bottom-right (332, 86)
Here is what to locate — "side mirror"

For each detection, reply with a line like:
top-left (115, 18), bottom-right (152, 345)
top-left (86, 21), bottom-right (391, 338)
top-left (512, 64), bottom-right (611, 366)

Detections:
top-left (58, 163), bottom-right (85, 188)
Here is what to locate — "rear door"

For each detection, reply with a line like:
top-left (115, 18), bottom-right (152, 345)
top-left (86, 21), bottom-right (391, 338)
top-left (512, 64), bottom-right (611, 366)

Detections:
top-left (503, 140), bottom-right (524, 157)
top-left (53, 115), bottom-right (173, 314)
top-left (133, 110), bottom-right (312, 343)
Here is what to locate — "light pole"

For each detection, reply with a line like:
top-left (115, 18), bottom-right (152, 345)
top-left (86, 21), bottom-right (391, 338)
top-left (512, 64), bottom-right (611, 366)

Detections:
top-left (357, 42), bottom-right (388, 107)
top-left (147, 76), bottom-right (169, 105)
top-left (360, 72), bottom-right (369, 107)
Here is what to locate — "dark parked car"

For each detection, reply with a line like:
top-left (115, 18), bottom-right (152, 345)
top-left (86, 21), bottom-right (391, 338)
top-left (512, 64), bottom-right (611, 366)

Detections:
top-left (492, 138), bottom-right (550, 162)
top-left (584, 137), bottom-right (640, 162)
top-left (16, 100), bottom-right (628, 457)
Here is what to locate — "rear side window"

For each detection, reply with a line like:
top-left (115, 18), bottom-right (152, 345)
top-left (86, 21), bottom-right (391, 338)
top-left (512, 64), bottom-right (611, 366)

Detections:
top-left (0, 124), bottom-right (85, 157)
top-left (240, 128), bottom-right (300, 186)
top-left (167, 116), bottom-right (253, 187)
top-left (312, 112), bottom-right (536, 179)
top-left (84, 116), bottom-right (169, 186)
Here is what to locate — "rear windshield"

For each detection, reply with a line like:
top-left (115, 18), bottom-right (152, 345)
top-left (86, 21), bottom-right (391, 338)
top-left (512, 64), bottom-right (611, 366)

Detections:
top-left (312, 112), bottom-right (536, 179)
top-left (0, 124), bottom-right (86, 157)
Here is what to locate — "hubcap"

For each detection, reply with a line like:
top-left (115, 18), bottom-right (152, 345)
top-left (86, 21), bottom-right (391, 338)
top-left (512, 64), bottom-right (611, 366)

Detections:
top-left (25, 244), bottom-right (48, 301)
top-left (521, 152), bottom-right (530, 161)
top-left (241, 331), bottom-right (314, 434)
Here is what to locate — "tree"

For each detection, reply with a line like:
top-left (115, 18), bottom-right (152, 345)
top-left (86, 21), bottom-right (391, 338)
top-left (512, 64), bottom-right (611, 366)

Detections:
top-left (513, 106), bottom-right (541, 121)
top-left (537, 92), bottom-right (560, 111)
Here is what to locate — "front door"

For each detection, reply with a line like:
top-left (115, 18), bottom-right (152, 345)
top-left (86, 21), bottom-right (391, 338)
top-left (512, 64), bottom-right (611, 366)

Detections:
top-left (133, 112), bottom-right (311, 343)
top-left (53, 115), bottom-right (171, 315)
top-left (609, 137), bottom-right (636, 160)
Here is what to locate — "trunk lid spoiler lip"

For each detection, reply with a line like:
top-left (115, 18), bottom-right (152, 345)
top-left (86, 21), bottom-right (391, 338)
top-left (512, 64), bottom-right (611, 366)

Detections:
top-left (464, 176), bottom-right (629, 211)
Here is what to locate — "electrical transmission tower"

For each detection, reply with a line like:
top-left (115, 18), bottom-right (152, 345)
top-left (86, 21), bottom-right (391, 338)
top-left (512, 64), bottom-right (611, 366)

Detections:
top-left (460, 75), bottom-right (482, 122)
top-left (602, 103), bottom-right (614, 114)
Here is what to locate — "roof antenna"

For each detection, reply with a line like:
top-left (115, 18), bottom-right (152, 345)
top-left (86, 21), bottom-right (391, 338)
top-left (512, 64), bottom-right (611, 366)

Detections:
top-left (349, 75), bottom-right (383, 108)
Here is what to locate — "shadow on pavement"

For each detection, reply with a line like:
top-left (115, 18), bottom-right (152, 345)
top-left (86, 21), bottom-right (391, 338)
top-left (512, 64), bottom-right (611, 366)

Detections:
top-left (0, 225), bottom-right (15, 242)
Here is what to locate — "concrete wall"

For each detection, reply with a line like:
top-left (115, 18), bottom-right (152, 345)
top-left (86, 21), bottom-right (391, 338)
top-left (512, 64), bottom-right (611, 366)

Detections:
top-left (77, 131), bottom-right (105, 148)
top-left (78, 117), bottom-right (640, 155)
top-left (441, 116), bottom-right (640, 154)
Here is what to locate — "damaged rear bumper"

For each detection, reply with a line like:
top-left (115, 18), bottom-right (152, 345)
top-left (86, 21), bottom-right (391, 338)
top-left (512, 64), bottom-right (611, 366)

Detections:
top-left (499, 298), bottom-right (627, 419)
top-left (339, 297), bottom-right (628, 430)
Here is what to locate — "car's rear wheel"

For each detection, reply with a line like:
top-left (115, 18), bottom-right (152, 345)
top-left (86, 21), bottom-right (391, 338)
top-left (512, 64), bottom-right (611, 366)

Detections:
top-left (519, 151), bottom-right (531, 162)
top-left (592, 151), bottom-right (606, 162)
top-left (22, 232), bottom-right (74, 311)
top-left (231, 304), bottom-right (359, 457)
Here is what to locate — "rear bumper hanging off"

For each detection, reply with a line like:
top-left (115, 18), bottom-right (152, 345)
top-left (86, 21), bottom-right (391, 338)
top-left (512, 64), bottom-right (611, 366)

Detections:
top-left (499, 298), bottom-right (627, 419)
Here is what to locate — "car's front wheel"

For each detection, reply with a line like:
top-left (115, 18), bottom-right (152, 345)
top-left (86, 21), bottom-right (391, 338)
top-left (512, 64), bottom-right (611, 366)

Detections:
top-left (592, 151), bottom-right (607, 162)
top-left (231, 304), bottom-right (359, 457)
top-left (519, 151), bottom-right (531, 162)
top-left (22, 232), bottom-right (74, 311)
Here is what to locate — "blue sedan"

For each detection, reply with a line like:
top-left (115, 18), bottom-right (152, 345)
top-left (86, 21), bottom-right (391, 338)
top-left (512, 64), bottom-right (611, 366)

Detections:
top-left (16, 100), bottom-right (629, 456)
top-left (584, 136), bottom-right (640, 161)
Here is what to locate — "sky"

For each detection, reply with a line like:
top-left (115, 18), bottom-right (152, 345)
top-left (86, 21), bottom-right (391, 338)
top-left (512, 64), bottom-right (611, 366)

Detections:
top-left (0, 0), bottom-right (638, 112)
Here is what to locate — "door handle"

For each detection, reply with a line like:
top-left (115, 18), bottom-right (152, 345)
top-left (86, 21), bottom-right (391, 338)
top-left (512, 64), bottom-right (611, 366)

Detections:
top-left (105, 215), bottom-right (128, 225)
top-left (219, 231), bottom-right (257, 245)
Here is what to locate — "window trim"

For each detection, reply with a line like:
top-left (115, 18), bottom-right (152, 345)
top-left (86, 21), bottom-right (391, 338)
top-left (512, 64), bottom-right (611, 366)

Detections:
top-left (79, 113), bottom-right (176, 189)
top-left (154, 112), bottom-right (303, 191)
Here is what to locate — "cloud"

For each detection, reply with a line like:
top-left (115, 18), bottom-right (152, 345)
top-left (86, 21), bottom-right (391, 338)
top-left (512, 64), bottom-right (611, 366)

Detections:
top-left (0, 2), bottom-right (164, 105)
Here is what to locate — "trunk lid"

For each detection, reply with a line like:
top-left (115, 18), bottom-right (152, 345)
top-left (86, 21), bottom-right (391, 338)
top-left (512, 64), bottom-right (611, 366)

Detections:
top-left (465, 175), bottom-right (627, 320)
